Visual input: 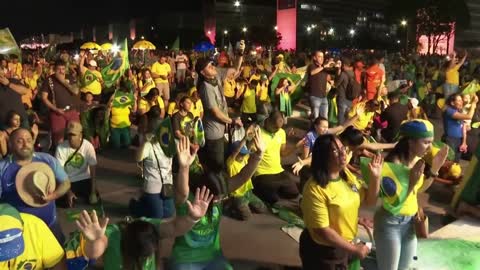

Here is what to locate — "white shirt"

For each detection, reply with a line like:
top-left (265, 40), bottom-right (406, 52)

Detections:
top-left (55, 139), bottom-right (97, 182)
top-left (175, 54), bottom-right (188, 70)
top-left (139, 141), bottom-right (173, 194)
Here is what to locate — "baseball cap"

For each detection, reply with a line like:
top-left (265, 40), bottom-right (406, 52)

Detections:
top-left (66, 121), bottom-right (83, 135)
top-left (0, 204), bottom-right (24, 262)
top-left (88, 60), bottom-right (97, 67)
top-left (195, 58), bottom-right (211, 74)
top-left (232, 141), bottom-right (249, 155)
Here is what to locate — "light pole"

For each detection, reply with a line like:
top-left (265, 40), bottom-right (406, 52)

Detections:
top-left (223, 30), bottom-right (228, 48)
top-left (242, 26), bottom-right (247, 39)
top-left (401, 19), bottom-right (408, 54)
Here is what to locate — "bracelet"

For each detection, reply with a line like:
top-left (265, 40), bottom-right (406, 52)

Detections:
top-left (186, 214), bottom-right (201, 224)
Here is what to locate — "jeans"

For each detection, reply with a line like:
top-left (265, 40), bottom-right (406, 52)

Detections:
top-left (110, 127), bottom-right (131, 149)
top-left (374, 208), bottom-right (417, 270)
top-left (169, 255), bottom-right (232, 270)
top-left (337, 98), bottom-right (353, 125)
top-left (310, 96), bottom-right (328, 119)
top-left (129, 192), bottom-right (175, 219)
top-left (443, 83), bottom-right (459, 98)
top-left (443, 136), bottom-right (462, 162)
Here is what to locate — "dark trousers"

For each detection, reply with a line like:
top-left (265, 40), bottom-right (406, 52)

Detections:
top-left (200, 138), bottom-right (225, 173)
top-left (252, 171), bottom-right (299, 205)
top-left (443, 136), bottom-right (462, 162)
top-left (300, 229), bottom-right (349, 270)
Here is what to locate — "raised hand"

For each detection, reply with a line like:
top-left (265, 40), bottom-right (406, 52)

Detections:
top-left (409, 159), bottom-right (425, 193)
top-left (186, 187), bottom-right (214, 220)
top-left (75, 210), bottom-right (109, 242)
top-left (176, 136), bottom-right (197, 168)
top-left (431, 145), bottom-right (448, 174)
top-left (368, 154), bottom-right (384, 180)
top-left (252, 127), bottom-right (266, 153)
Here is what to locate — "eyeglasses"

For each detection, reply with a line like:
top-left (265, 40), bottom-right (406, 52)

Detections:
top-left (332, 146), bottom-right (347, 156)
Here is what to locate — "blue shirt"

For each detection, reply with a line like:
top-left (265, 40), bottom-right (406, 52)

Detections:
top-left (444, 107), bottom-right (463, 139)
top-left (0, 152), bottom-right (68, 226)
top-left (304, 130), bottom-right (319, 154)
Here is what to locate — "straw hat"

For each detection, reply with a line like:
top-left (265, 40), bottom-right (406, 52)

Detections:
top-left (15, 162), bottom-right (56, 207)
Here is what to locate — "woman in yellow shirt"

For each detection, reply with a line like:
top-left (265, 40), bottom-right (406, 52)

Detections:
top-left (374, 119), bottom-right (448, 270)
top-left (223, 68), bottom-right (240, 107)
top-left (443, 51), bottom-right (467, 97)
top-left (138, 69), bottom-right (156, 97)
top-left (300, 134), bottom-right (382, 269)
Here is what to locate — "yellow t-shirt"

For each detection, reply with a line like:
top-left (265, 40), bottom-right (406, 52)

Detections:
top-left (191, 99), bottom-right (203, 118)
top-left (21, 89), bottom-right (33, 108)
top-left (8, 62), bottom-right (22, 79)
top-left (24, 73), bottom-right (39, 90)
top-left (241, 87), bottom-right (256, 114)
top-left (249, 74), bottom-right (261, 82)
top-left (227, 155), bottom-right (254, 197)
top-left (139, 97), bottom-right (165, 114)
top-left (0, 213), bottom-right (65, 270)
top-left (242, 65), bottom-right (252, 79)
top-left (256, 128), bottom-right (286, 176)
top-left (111, 106), bottom-right (132, 128)
top-left (395, 157), bottom-right (425, 216)
top-left (256, 83), bottom-right (270, 102)
top-left (301, 169), bottom-right (365, 246)
top-left (81, 70), bottom-right (103, 95)
top-left (151, 62), bottom-right (171, 84)
top-left (445, 64), bottom-right (461, 85)
top-left (224, 79), bottom-right (236, 98)
top-left (348, 102), bottom-right (374, 131)
top-left (167, 102), bottom-right (179, 116)
top-left (139, 79), bottom-right (156, 97)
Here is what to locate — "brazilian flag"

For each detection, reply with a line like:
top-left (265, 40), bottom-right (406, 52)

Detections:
top-left (81, 69), bottom-right (99, 88)
top-left (156, 117), bottom-right (176, 158)
top-left (112, 90), bottom-right (134, 109)
top-left (360, 157), bottom-right (410, 215)
top-left (461, 79), bottom-right (480, 95)
top-left (193, 118), bottom-right (205, 147)
top-left (101, 39), bottom-right (129, 88)
top-left (269, 73), bottom-right (305, 106)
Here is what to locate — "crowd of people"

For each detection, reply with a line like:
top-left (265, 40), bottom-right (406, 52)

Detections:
top-left (0, 37), bottom-right (480, 270)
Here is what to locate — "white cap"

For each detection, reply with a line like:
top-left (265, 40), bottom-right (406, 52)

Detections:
top-left (88, 60), bottom-right (97, 67)
top-left (409, 98), bottom-right (419, 108)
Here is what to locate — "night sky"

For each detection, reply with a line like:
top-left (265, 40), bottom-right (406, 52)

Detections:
top-left (2, 0), bottom-right (203, 39)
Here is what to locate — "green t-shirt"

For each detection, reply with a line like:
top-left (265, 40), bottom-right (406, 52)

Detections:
top-left (171, 199), bottom-right (222, 264)
top-left (103, 218), bottom-right (161, 270)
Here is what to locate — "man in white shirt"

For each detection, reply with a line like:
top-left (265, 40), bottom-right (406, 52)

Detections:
top-left (175, 50), bottom-right (189, 84)
top-left (55, 121), bottom-right (98, 207)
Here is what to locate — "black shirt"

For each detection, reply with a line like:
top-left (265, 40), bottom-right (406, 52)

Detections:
top-left (40, 75), bottom-right (81, 111)
top-left (307, 64), bottom-right (328, 98)
top-left (0, 79), bottom-right (27, 126)
top-left (380, 102), bottom-right (409, 142)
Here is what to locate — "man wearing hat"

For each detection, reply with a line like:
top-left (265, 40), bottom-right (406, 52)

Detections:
top-left (195, 57), bottom-right (242, 174)
top-left (55, 121), bottom-right (98, 207)
top-left (0, 203), bottom-right (65, 269)
top-left (0, 128), bottom-right (71, 244)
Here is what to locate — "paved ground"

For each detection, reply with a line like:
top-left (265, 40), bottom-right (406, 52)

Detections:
top-left (56, 107), bottom-right (465, 270)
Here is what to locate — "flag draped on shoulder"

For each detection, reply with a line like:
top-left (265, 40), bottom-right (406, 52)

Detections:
top-left (269, 73), bottom-right (306, 106)
top-left (102, 39), bottom-right (129, 88)
top-left (156, 117), bottom-right (176, 158)
top-left (360, 157), bottom-right (410, 215)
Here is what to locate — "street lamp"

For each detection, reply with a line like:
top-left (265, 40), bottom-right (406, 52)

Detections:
top-left (224, 30), bottom-right (228, 35)
top-left (242, 27), bottom-right (247, 33)
top-left (274, 25), bottom-right (278, 31)
top-left (349, 29), bottom-right (355, 36)
top-left (328, 28), bottom-right (334, 35)
top-left (234, 1), bottom-right (240, 7)
top-left (400, 19), bottom-right (408, 53)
